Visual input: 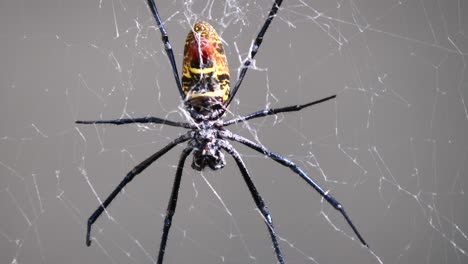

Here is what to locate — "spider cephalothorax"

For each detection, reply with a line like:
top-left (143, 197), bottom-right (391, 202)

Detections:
top-left (77, 1), bottom-right (368, 264)
top-left (190, 123), bottom-right (225, 171)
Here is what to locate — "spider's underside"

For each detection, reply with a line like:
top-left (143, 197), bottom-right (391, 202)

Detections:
top-left (76, 0), bottom-right (368, 263)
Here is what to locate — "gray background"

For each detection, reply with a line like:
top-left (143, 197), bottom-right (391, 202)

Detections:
top-left (1, 0), bottom-right (467, 264)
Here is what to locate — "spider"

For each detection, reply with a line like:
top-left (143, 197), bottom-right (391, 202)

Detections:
top-left (76, 0), bottom-right (368, 263)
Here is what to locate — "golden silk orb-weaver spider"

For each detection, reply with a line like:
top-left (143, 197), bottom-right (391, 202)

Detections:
top-left (76, 0), bottom-right (368, 263)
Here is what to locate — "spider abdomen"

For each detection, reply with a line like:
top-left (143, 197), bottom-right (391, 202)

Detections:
top-left (181, 21), bottom-right (230, 115)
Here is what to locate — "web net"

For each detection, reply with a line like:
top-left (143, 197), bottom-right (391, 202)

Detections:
top-left (1, 0), bottom-right (467, 263)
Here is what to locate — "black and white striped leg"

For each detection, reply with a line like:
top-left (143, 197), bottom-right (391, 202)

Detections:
top-left (157, 147), bottom-right (192, 264)
top-left (223, 0), bottom-right (284, 108)
top-left (146, 0), bottom-right (185, 99)
top-left (220, 140), bottom-right (285, 264)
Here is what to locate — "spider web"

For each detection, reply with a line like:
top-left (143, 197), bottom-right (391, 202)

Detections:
top-left (1, 0), bottom-right (467, 263)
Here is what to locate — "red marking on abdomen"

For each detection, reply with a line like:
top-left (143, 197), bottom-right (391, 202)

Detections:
top-left (187, 38), bottom-right (215, 63)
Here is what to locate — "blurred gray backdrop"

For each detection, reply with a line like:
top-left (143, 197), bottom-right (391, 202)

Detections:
top-left (1, 0), bottom-right (467, 264)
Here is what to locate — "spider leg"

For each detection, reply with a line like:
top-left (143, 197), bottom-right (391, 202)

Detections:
top-left (157, 147), bottom-right (192, 264)
top-left (146, 0), bottom-right (185, 99)
top-left (223, 0), bottom-right (284, 109)
top-left (76, 117), bottom-right (195, 129)
top-left (223, 95), bottom-right (336, 126)
top-left (220, 140), bottom-right (285, 264)
top-left (85, 131), bottom-right (193, 246)
top-left (219, 130), bottom-right (369, 247)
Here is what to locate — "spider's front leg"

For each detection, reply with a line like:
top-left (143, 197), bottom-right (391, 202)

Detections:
top-left (84, 132), bottom-right (193, 246)
top-left (157, 147), bottom-right (192, 264)
top-left (219, 140), bottom-right (285, 264)
top-left (219, 130), bottom-right (368, 247)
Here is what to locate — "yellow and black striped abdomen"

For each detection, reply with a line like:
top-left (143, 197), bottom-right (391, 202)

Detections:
top-left (181, 21), bottom-right (230, 111)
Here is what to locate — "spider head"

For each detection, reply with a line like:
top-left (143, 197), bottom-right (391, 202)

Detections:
top-left (192, 141), bottom-right (226, 171)
top-left (191, 129), bottom-right (225, 171)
